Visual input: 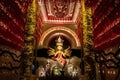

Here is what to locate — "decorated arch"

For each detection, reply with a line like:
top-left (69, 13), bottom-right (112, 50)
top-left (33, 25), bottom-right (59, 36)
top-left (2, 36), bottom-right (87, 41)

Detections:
top-left (39, 26), bottom-right (81, 49)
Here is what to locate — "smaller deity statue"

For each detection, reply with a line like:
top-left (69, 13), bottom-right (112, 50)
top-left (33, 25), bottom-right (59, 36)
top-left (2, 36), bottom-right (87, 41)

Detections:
top-left (52, 66), bottom-right (62, 76)
top-left (38, 66), bottom-right (46, 77)
top-left (45, 60), bottom-right (51, 77)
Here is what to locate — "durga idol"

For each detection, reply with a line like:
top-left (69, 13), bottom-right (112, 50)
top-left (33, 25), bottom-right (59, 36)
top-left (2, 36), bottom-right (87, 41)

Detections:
top-left (48, 36), bottom-right (71, 67)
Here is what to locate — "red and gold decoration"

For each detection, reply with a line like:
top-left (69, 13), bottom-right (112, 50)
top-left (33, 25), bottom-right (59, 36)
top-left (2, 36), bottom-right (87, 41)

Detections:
top-left (39, 26), bottom-right (80, 48)
top-left (38, 0), bottom-right (80, 23)
top-left (48, 36), bottom-right (71, 67)
top-left (50, 0), bottom-right (69, 18)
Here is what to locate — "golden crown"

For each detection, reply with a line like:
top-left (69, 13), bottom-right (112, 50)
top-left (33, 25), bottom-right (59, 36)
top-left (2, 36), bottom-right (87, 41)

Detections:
top-left (55, 36), bottom-right (64, 46)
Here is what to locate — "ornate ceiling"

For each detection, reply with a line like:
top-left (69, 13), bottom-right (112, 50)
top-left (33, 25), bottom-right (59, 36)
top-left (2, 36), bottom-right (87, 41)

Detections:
top-left (38, 0), bottom-right (80, 24)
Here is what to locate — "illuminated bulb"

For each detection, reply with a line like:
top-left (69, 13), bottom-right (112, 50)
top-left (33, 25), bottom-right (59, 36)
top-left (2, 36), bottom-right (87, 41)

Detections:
top-left (107, 63), bottom-right (109, 66)
top-left (108, 56), bottom-right (111, 59)
top-left (102, 70), bottom-right (104, 73)
top-left (98, 70), bottom-right (100, 73)
top-left (118, 54), bottom-right (120, 57)
top-left (112, 71), bottom-right (116, 74)
top-left (100, 57), bottom-right (103, 60)
top-left (108, 70), bottom-right (110, 74)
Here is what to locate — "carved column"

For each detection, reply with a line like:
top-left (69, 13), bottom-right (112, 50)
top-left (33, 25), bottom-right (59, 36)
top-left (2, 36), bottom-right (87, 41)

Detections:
top-left (21, 0), bottom-right (37, 80)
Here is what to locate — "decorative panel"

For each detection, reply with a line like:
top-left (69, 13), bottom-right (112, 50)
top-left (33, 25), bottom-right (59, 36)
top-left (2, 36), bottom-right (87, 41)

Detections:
top-left (0, 45), bottom-right (21, 80)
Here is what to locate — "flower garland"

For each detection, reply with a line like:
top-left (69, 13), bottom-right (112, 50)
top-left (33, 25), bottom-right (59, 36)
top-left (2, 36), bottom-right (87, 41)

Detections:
top-left (22, 0), bottom-right (37, 79)
top-left (81, 0), bottom-right (93, 56)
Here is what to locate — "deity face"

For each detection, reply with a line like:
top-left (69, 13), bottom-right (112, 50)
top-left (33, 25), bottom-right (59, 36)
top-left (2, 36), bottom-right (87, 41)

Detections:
top-left (57, 46), bottom-right (63, 51)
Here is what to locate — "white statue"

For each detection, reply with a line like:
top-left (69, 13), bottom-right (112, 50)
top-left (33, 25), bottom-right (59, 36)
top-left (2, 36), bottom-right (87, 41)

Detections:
top-left (38, 66), bottom-right (46, 77)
